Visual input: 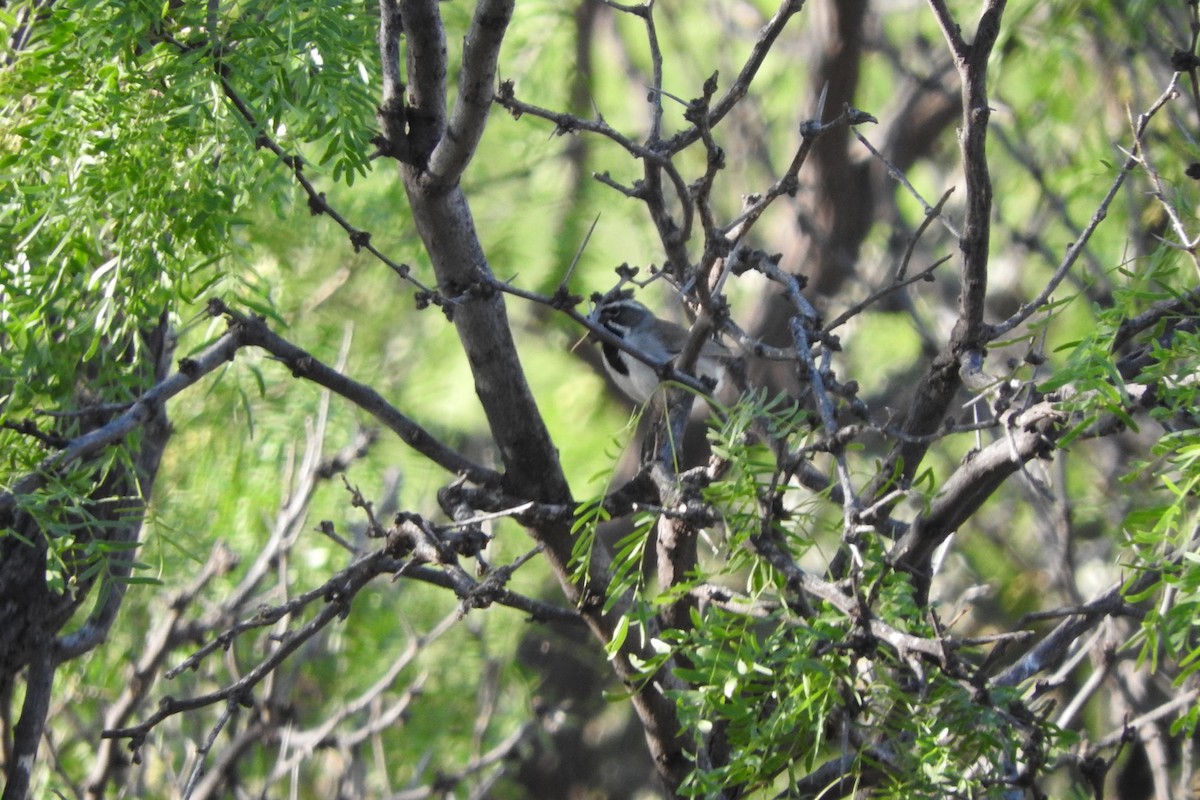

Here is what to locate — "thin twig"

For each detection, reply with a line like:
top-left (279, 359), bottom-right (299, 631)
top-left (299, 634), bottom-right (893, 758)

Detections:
top-left (989, 75), bottom-right (1182, 339)
top-left (824, 254), bottom-right (951, 333)
top-left (855, 131), bottom-right (960, 241)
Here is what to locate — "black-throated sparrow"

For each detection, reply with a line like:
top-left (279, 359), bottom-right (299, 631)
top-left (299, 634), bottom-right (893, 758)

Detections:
top-left (591, 297), bottom-right (732, 404)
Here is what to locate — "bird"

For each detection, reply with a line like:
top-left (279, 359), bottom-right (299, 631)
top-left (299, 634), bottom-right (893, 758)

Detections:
top-left (591, 296), bottom-right (732, 404)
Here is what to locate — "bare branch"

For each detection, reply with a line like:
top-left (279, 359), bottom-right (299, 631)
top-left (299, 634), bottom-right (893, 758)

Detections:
top-left (863, 0), bottom-right (1010, 504)
top-left (220, 303), bottom-right (503, 486)
top-left (854, 132), bottom-right (960, 242)
top-left (431, 0), bottom-right (514, 182)
top-left (2, 650), bottom-right (53, 800)
top-left (890, 401), bottom-right (1064, 578)
top-left (1089, 689), bottom-right (1200, 751)
top-left (660, 0), bottom-right (807, 154)
top-left (989, 75), bottom-right (1183, 340)
top-left (823, 254), bottom-right (952, 333)
top-left (377, 0), bottom-right (407, 159)
top-left (723, 104), bottom-right (878, 248)
top-left (205, 63), bottom-right (427, 288)
top-left (84, 543), bottom-right (237, 798)
top-left (993, 568), bottom-right (1159, 688)
top-left (399, 0), bottom-right (448, 165)
top-left (104, 550), bottom-right (395, 744)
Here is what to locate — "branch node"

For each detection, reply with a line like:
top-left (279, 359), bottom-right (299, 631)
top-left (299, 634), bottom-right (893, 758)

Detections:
top-left (349, 230), bottom-right (372, 252)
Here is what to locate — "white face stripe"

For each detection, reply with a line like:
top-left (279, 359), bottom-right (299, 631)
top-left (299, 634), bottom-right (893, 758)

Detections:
top-left (606, 305), bottom-right (649, 331)
top-left (594, 299), bottom-right (650, 338)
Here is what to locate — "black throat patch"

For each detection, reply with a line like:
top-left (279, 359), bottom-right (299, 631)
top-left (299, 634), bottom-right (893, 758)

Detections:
top-left (601, 341), bottom-right (629, 376)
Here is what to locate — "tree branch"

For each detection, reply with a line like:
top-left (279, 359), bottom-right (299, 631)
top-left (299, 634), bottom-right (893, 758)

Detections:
top-left (1, 650), bottom-right (53, 800)
top-left (221, 303), bottom-right (503, 486)
top-left (890, 401), bottom-right (1063, 581)
top-left (399, 0), bottom-right (448, 166)
top-left (989, 75), bottom-right (1182, 340)
top-left (660, 0), bottom-right (806, 155)
top-left (430, 0), bottom-right (513, 183)
top-left (864, 0), bottom-right (1009, 504)
top-left (994, 568), bottom-right (1160, 688)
